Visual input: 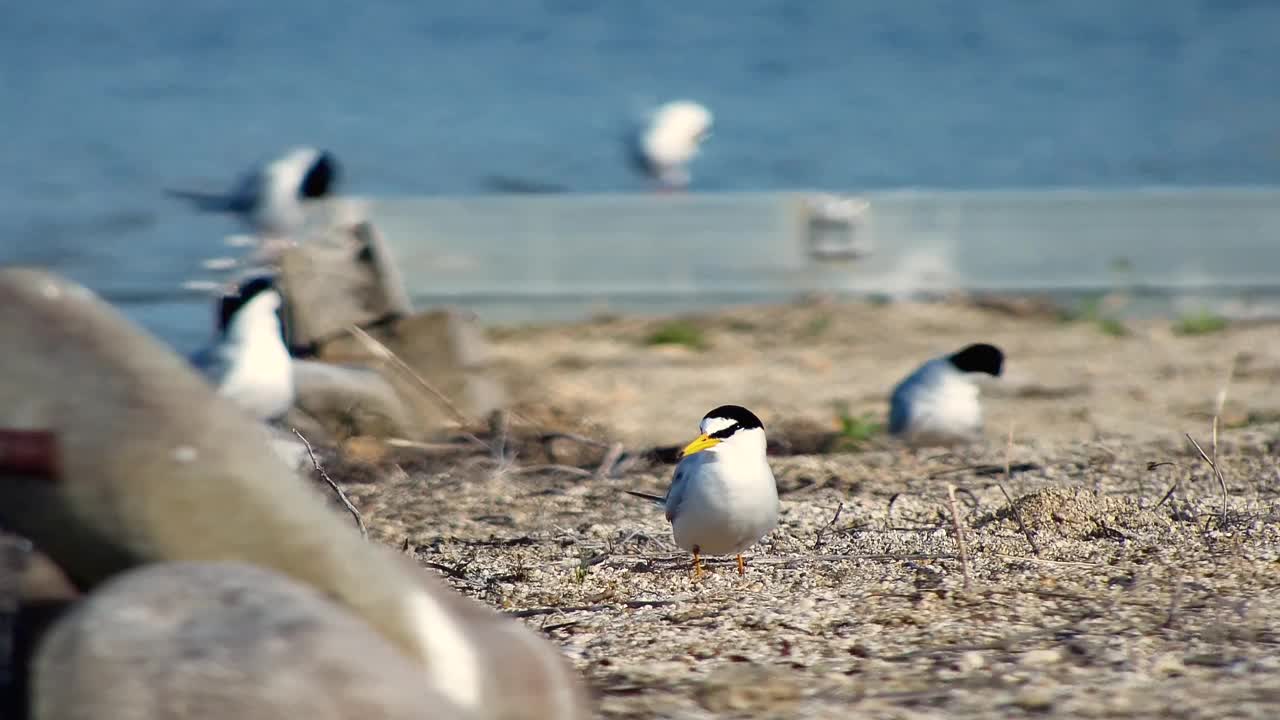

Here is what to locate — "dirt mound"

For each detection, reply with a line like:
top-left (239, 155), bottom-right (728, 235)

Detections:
top-left (986, 486), bottom-right (1171, 541)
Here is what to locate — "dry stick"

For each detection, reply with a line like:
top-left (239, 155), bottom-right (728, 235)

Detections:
top-left (346, 325), bottom-right (471, 427)
top-left (1212, 414), bottom-right (1222, 520)
top-left (994, 553), bottom-right (1097, 568)
top-left (1004, 422), bottom-right (1015, 486)
top-left (489, 409), bottom-right (510, 462)
top-left (997, 484), bottom-right (1039, 556)
top-left (813, 502), bottom-right (845, 551)
top-left (1154, 480), bottom-right (1180, 509)
top-left (293, 429), bottom-right (367, 539)
top-left (384, 438), bottom-right (478, 452)
top-left (542, 431), bottom-right (613, 450)
top-left (1209, 356), bottom-right (1231, 518)
top-left (508, 464), bottom-right (595, 478)
top-left (885, 493), bottom-right (902, 530)
top-left (420, 560), bottom-right (469, 581)
top-left (595, 442), bottom-right (625, 480)
top-left (506, 599), bottom-right (676, 618)
top-left (1185, 432), bottom-right (1229, 528)
top-left (346, 327), bottom-right (624, 474)
top-left (747, 552), bottom-right (959, 566)
top-left (1207, 354), bottom-right (1238, 525)
top-left (946, 484), bottom-right (973, 591)
top-left (927, 463), bottom-right (1021, 479)
top-left (1214, 352), bottom-right (1240, 419)
top-left (996, 421), bottom-right (1041, 553)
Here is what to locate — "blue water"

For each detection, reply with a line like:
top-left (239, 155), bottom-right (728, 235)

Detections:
top-left (3, 1), bottom-right (1280, 349)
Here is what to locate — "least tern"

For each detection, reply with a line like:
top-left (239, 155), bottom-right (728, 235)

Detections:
top-left (888, 342), bottom-right (1004, 447)
top-left (167, 146), bottom-right (339, 238)
top-left (626, 100), bottom-right (713, 191)
top-left (627, 404), bottom-right (779, 579)
top-left (189, 274), bottom-right (295, 422)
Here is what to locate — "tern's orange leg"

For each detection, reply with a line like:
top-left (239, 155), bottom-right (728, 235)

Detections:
top-left (737, 554), bottom-right (745, 576)
top-left (692, 548), bottom-right (704, 580)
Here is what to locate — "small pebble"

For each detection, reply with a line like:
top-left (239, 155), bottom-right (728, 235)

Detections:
top-left (1022, 648), bottom-right (1063, 667)
top-left (1014, 683), bottom-right (1057, 711)
top-left (957, 651), bottom-right (986, 673)
top-left (1150, 653), bottom-right (1184, 677)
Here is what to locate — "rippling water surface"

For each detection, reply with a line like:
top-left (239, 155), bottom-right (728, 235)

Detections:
top-left (3, 2), bottom-right (1278, 348)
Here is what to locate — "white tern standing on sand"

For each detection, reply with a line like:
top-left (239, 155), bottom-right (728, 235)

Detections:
top-left (189, 275), bottom-right (295, 422)
top-left (888, 342), bottom-right (1005, 446)
top-left (627, 100), bottom-right (713, 191)
top-left (627, 404), bottom-right (779, 579)
top-left (167, 146), bottom-right (339, 238)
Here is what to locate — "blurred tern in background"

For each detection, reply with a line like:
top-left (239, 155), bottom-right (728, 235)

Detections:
top-left (167, 146), bottom-right (340, 239)
top-left (888, 342), bottom-right (1005, 447)
top-left (626, 100), bottom-right (713, 191)
top-left (188, 274), bottom-right (295, 423)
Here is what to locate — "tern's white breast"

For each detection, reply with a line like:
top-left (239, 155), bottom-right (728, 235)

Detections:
top-left (670, 444), bottom-right (779, 556)
top-left (891, 362), bottom-right (984, 445)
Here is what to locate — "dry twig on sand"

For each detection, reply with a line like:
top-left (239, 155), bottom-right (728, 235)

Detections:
top-left (384, 438), bottom-right (478, 452)
top-left (509, 463), bottom-right (595, 478)
top-left (347, 327), bottom-right (630, 479)
top-left (293, 429), bottom-right (367, 539)
top-left (946, 483), bottom-right (973, 591)
top-left (346, 324), bottom-right (471, 427)
top-left (595, 442), bottom-right (626, 480)
top-left (1185, 353), bottom-right (1238, 527)
top-left (997, 483), bottom-right (1038, 556)
top-left (1185, 431), bottom-right (1229, 528)
top-left (998, 422), bottom-right (1039, 556)
top-left (813, 502), bottom-right (844, 551)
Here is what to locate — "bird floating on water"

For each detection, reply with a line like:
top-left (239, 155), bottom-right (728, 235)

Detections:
top-left (627, 404), bottom-right (778, 579)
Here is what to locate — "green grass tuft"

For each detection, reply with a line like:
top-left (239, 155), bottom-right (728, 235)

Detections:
top-left (832, 403), bottom-right (883, 450)
top-left (1096, 316), bottom-right (1130, 337)
top-left (723, 318), bottom-right (758, 333)
top-left (645, 320), bottom-right (709, 350)
top-left (1058, 294), bottom-right (1104, 323)
top-left (1060, 294), bottom-right (1130, 337)
top-left (801, 313), bottom-right (832, 339)
top-left (1173, 309), bottom-right (1228, 336)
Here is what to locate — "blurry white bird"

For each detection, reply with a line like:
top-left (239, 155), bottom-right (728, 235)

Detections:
top-left (189, 274), bottom-right (295, 422)
top-left (626, 100), bottom-right (713, 190)
top-left (888, 343), bottom-right (1005, 447)
top-left (627, 404), bottom-right (778, 578)
top-left (167, 147), bottom-right (340, 238)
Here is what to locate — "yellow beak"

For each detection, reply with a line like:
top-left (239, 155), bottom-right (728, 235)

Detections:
top-left (679, 433), bottom-right (721, 458)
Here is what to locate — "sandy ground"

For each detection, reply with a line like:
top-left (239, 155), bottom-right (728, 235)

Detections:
top-left (332, 298), bottom-right (1280, 719)
top-left (488, 296), bottom-right (1280, 448)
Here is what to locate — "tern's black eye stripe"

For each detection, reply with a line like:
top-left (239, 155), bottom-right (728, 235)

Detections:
top-left (709, 424), bottom-right (739, 440)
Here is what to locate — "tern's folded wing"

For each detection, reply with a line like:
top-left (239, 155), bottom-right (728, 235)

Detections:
top-left (188, 343), bottom-right (231, 388)
top-left (664, 456), bottom-right (702, 523)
